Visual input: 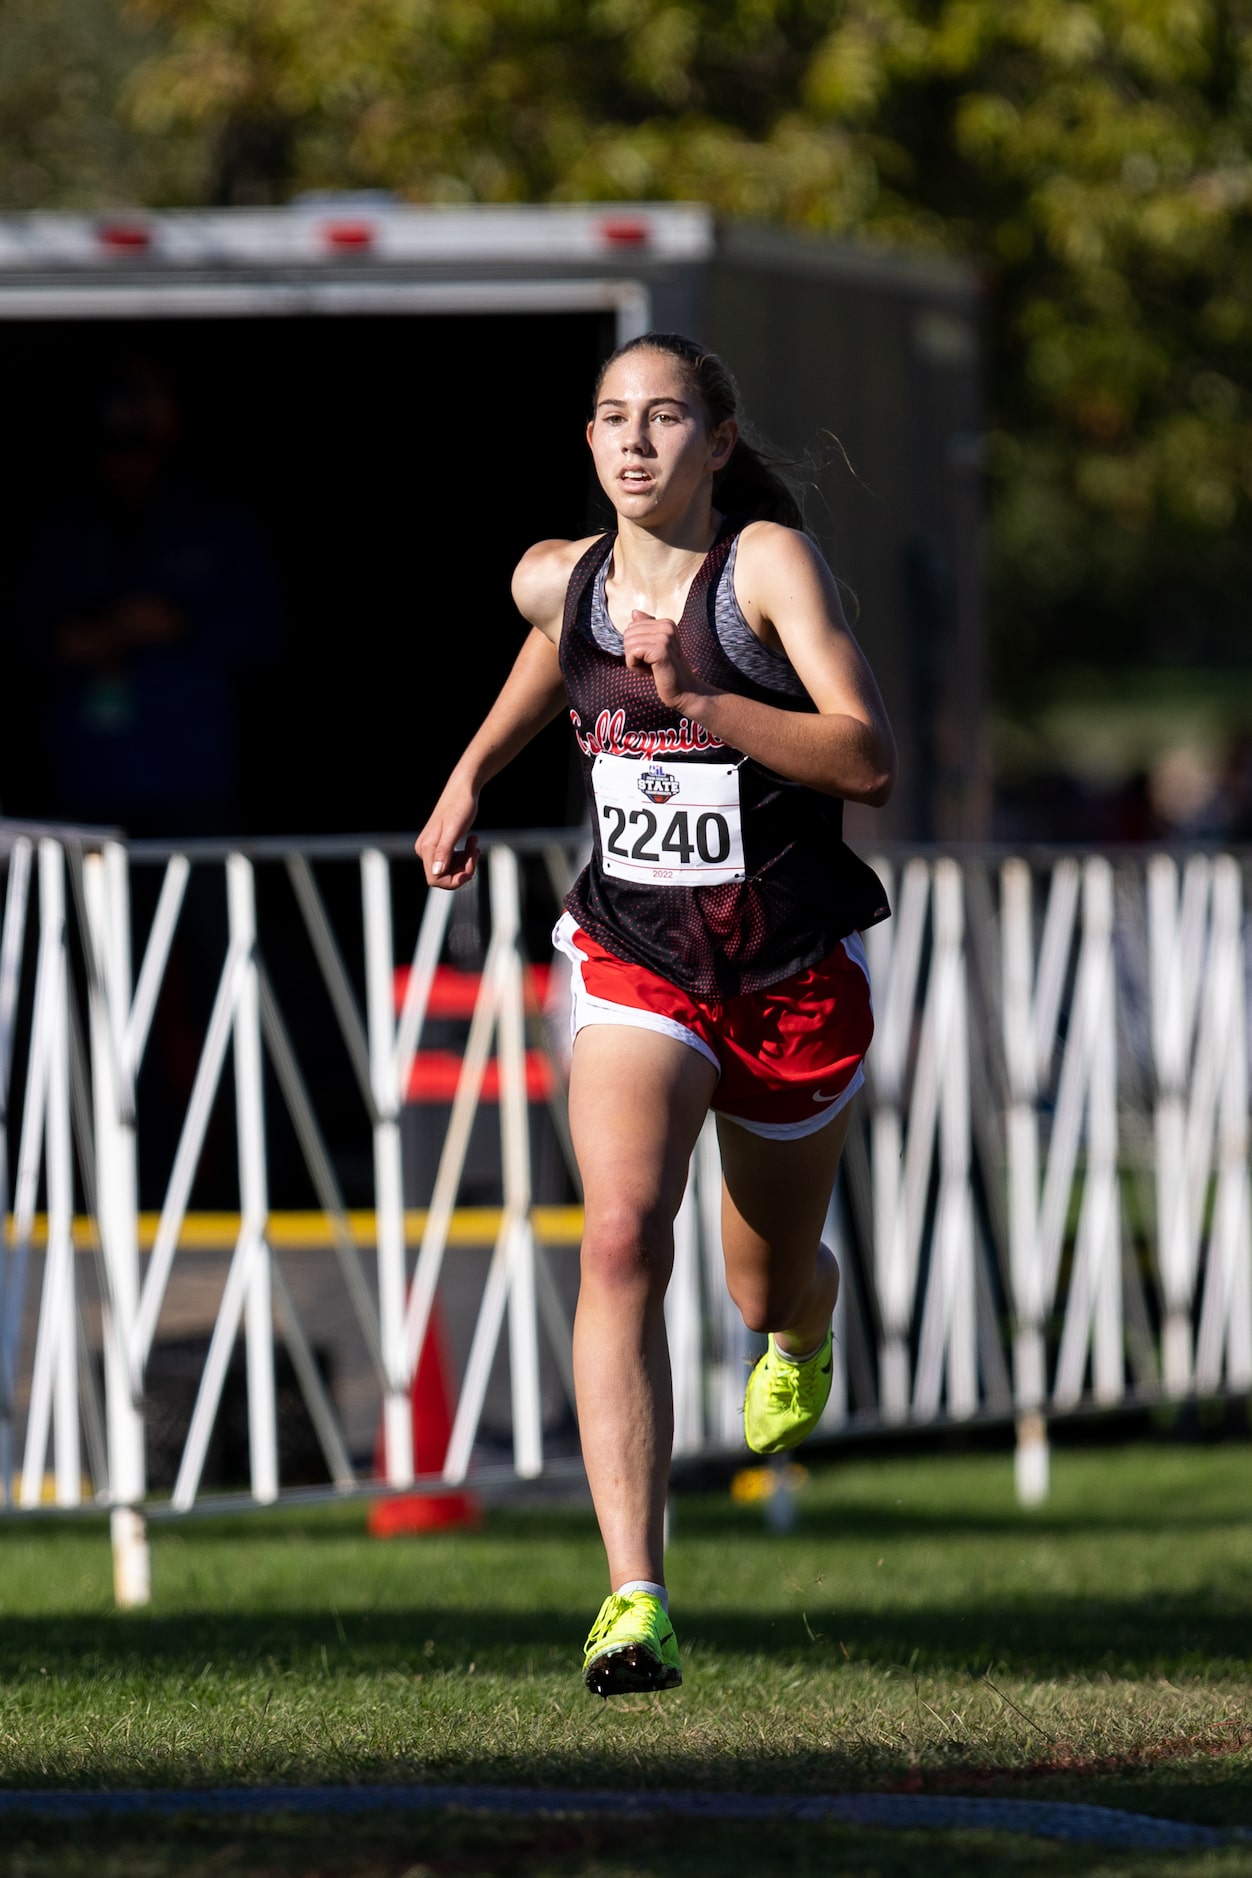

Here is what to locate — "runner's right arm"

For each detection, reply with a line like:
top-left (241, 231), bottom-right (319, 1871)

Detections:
top-left (414, 538), bottom-right (588, 889)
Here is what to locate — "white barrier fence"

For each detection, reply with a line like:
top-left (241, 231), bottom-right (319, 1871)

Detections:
top-left (1, 824), bottom-right (1249, 1603)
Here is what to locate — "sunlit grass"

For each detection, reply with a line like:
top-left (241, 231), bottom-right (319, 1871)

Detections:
top-left (0, 1440), bottom-right (1249, 1860)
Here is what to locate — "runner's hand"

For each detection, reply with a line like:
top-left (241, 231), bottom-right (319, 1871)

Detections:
top-left (622, 611), bottom-right (706, 711)
top-left (415, 786), bottom-right (480, 889)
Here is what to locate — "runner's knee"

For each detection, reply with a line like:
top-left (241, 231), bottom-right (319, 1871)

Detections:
top-left (580, 1199), bottom-right (675, 1295)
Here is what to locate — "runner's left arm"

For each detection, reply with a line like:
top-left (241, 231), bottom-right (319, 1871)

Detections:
top-left (621, 523), bottom-right (896, 805)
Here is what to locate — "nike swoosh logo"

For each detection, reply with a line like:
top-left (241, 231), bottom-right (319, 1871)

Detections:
top-left (812, 1087), bottom-right (843, 1104)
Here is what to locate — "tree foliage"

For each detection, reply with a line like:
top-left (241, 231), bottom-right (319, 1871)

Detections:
top-left (0, 0), bottom-right (198, 209)
top-left (4, 1), bottom-right (1252, 686)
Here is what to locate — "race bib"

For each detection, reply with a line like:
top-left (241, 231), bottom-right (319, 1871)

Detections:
top-left (591, 754), bottom-right (745, 886)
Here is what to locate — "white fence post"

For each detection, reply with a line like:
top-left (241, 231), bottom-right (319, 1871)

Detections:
top-left (1149, 854), bottom-right (1210, 1390)
top-left (1194, 856), bottom-right (1252, 1390)
top-left (818, 1175), bottom-right (850, 1434)
top-left (228, 854), bottom-right (278, 1504)
top-left (1001, 854), bottom-right (1082, 1503)
top-left (668, 1161), bottom-right (705, 1458)
top-left (1052, 858), bottom-right (1122, 1408)
top-left (493, 847), bottom-right (543, 1481)
top-left (1002, 854), bottom-right (1043, 1501)
top-left (361, 848), bottom-right (415, 1487)
top-left (866, 857), bottom-right (931, 1420)
top-left (693, 1116), bottom-right (745, 1448)
top-left (0, 834), bottom-right (33, 1506)
top-left (19, 840), bottom-right (80, 1508)
top-left (911, 858), bottom-right (976, 1419)
top-left (83, 842), bottom-right (150, 1604)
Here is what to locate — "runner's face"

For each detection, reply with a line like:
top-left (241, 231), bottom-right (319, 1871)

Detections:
top-left (587, 351), bottom-right (735, 522)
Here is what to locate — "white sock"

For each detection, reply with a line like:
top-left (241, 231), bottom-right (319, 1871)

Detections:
top-left (770, 1329), bottom-right (829, 1366)
top-left (615, 1579), bottom-right (668, 1610)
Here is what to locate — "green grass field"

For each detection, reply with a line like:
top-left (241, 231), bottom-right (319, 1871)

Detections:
top-left (1, 1439), bottom-right (1250, 1876)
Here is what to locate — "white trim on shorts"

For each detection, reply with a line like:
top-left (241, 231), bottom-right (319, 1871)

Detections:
top-left (551, 911), bottom-right (722, 1078)
top-left (717, 1063), bottom-right (865, 1139)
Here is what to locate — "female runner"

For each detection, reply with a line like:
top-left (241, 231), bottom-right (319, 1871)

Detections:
top-left (415, 331), bottom-right (896, 1698)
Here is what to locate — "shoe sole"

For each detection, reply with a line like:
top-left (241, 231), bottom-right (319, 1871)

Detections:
top-left (583, 1643), bottom-right (682, 1698)
top-left (744, 1427), bottom-right (810, 1455)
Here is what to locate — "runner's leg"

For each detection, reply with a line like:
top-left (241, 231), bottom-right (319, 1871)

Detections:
top-left (716, 1107), bottom-right (853, 1351)
top-left (569, 1024), bottom-right (717, 1590)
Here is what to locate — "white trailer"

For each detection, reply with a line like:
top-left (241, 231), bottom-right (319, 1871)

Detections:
top-left (0, 199), bottom-right (984, 844)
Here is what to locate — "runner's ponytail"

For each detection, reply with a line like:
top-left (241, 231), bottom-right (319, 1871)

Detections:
top-left (714, 433), bottom-right (806, 531)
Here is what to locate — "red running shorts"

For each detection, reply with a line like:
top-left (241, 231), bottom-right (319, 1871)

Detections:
top-left (552, 910), bottom-right (873, 1140)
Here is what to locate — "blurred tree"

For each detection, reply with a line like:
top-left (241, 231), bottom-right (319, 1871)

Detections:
top-left (3, 1), bottom-right (1250, 703)
top-left (117, 0), bottom-right (1252, 694)
top-left (0, 0), bottom-right (198, 208)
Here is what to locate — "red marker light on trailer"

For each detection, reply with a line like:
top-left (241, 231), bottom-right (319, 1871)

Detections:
top-left (323, 221), bottom-right (374, 251)
top-left (98, 222), bottom-right (151, 253)
top-left (599, 216), bottom-right (650, 249)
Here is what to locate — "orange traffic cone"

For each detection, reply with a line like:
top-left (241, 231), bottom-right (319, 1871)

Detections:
top-left (367, 1303), bottom-right (482, 1536)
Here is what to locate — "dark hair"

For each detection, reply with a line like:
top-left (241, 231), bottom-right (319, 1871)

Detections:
top-left (592, 331), bottom-right (808, 530)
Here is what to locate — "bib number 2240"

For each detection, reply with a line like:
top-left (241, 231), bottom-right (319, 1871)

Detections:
top-left (591, 754), bottom-right (745, 886)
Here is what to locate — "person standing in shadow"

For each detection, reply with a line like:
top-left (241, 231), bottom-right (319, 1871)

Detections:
top-left (6, 349), bottom-right (284, 838)
top-left (5, 349), bottom-right (287, 1208)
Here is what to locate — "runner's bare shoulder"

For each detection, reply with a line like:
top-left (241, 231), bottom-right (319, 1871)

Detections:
top-left (512, 535), bottom-right (605, 644)
top-left (735, 518), bottom-right (836, 593)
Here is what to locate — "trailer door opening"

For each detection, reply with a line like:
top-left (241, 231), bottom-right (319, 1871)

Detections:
top-left (0, 307), bottom-right (614, 839)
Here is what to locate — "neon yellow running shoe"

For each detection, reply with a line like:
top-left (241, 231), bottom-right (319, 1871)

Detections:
top-left (582, 1591), bottom-right (682, 1698)
top-left (743, 1329), bottom-right (833, 1454)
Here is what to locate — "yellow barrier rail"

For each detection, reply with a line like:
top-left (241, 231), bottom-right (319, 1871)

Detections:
top-left (5, 1207), bottom-right (585, 1253)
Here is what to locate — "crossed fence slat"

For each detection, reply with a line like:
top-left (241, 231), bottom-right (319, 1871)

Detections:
top-left (1, 822), bottom-right (1249, 1607)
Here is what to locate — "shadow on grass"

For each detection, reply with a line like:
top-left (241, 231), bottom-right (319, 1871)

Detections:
top-left (1, 1592), bottom-right (1248, 1825)
top-left (1, 1583), bottom-right (1248, 1683)
top-left (0, 1699), bottom-right (1248, 1824)
top-left (169, 1483), bottom-right (1252, 1545)
top-left (1, 1814), bottom-right (1244, 1878)
top-left (667, 1488), bottom-right (1252, 1543)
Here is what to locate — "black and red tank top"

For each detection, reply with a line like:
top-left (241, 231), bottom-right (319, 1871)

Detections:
top-left (560, 516), bottom-right (890, 1000)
